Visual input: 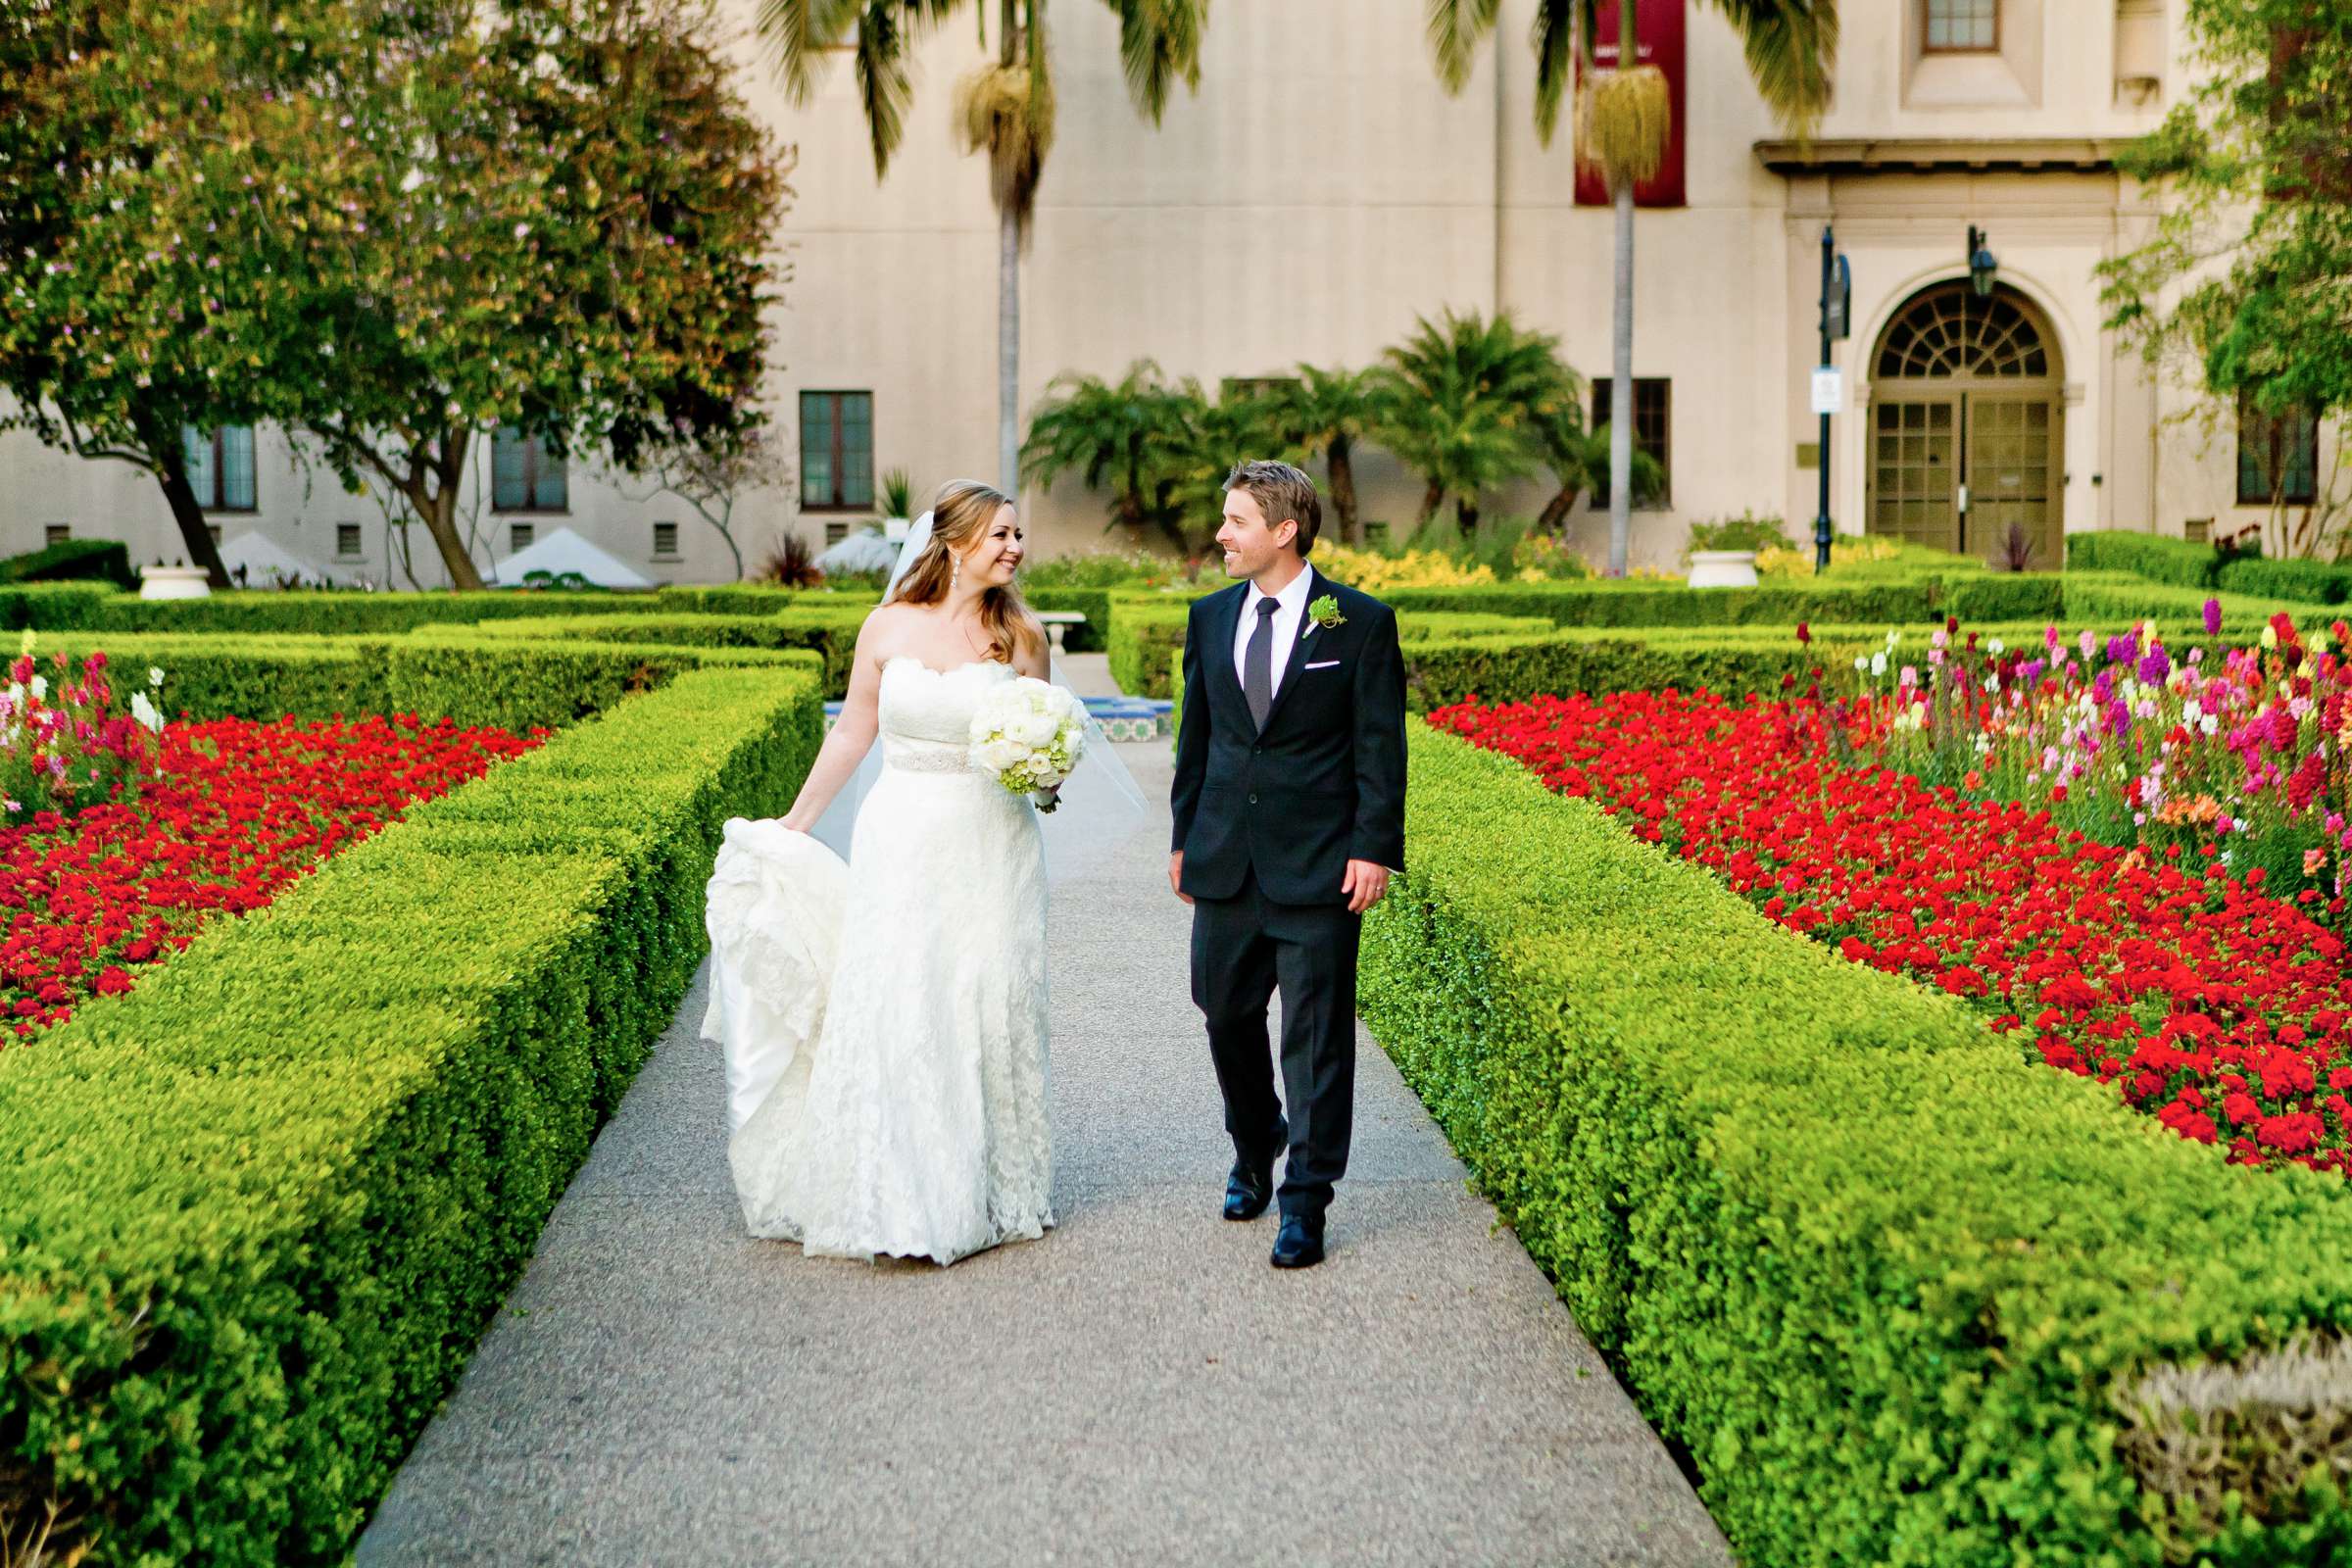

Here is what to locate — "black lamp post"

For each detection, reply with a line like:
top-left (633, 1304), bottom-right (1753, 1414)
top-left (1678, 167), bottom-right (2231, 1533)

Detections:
top-left (1967, 224), bottom-right (1998, 297)
top-left (1814, 226), bottom-right (1850, 574)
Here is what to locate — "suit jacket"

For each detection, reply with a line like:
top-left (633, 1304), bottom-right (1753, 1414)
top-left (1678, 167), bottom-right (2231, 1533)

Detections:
top-left (1169, 566), bottom-right (1407, 905)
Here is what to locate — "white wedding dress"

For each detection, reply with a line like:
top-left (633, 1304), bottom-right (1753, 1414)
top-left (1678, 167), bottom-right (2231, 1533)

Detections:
top-left (700, 656), bottom-right (1054, 1265)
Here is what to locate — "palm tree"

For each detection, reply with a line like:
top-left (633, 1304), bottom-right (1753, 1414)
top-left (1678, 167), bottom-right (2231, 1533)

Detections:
top-left (1267, 365), bottom-right (1384, 545)
top-left (1020, 360), bottom-right (1200, 549)
top-left (1374, 310), bottom-right (1578, 535)
top-left (1534, 412), bottom-right (1661, 533)
top-left (761, 0), bottom-right (1208, 499)
top-left (1425, 0), bottom-right (1837, 575)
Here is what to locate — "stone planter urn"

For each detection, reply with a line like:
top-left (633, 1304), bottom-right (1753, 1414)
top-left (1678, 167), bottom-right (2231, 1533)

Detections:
top-left (137, 565), bottom-right (213, 601)
top-left (1685, 550), bottom-right (1759, 590)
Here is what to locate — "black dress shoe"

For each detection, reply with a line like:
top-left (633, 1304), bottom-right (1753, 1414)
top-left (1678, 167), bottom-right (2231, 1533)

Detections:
top-left (1223, 1155), bottom-right (1275, 1221)
top-left (1270, 1212), bottom-right (1326, 1269)
top-left (1222, 1121), bottom-right (1285, 1221)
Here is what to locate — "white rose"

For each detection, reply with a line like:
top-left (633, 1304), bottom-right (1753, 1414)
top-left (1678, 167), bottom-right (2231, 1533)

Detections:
top-left (975, 738), bottom-right (1028, 773)
top-left (1009, 710), bottom-right (1057, 748)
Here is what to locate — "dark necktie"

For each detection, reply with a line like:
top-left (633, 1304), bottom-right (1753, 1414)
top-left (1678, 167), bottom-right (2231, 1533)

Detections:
top-left (1244, 596), bottom-right (1280, 730)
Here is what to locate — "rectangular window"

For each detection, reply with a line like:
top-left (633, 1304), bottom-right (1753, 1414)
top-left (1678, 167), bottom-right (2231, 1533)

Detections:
top-left (336, 522), bottom-right (363, 559)
top-left (509, 522), bottom-right (535, 555)
top-left (1924, 0), bottom-right (1997, 53)
top-left (180, 425), bottom-right (257, 511)
top-left (2237, 390), bottom-right (2319, 506)
top-left (492, 427), bottom-right (568, 512)
top-left (800, 391), bottom-right (874, 511)
top-left (1591, 378), bottom-right (1672, 509)
top-left (43, 524), bottom-right (69, 549)
top-left (824, 520), bottom-right (850, 546)
top-left (653, 521), bottom-right (680, 560)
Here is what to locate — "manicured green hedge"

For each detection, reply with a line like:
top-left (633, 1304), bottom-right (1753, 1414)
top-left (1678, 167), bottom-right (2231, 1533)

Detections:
top-left (1360, 722), bottom-right (2352, 1567)
top-left (0, 581), bottom-right (125, 627)
top-left (2065, 530), bottom-right (2236, 589)
top-left (2059, 572), bottom-right (2305, 633)
top-left (451, 608), bottom-right (870, 696)
top-left (2218, 557), bottom-right (2352, 607)
top-left (1111, 605), bottom-right (1556, 698)
top-left (0, 536), bottom-right (137, 590)
top-left (1377, 575), bottom-right (2053, 628)
top-left (0, 654), bottom-right (823, 1567)
top-left (23, 585), bottom-right (691, 634)
top-left (1396, 617), bottom-right (2240, 710)
top-left (22, 630), bottom-right (822, 732)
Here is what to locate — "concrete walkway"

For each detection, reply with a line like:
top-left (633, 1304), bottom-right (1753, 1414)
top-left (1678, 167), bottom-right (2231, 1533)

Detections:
top-left (358, 662), bottom-right (1730, 1566)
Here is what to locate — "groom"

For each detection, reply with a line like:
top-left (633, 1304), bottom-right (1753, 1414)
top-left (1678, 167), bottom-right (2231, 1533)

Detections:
top-left (1168, 460), bottom-right (1407, 1269)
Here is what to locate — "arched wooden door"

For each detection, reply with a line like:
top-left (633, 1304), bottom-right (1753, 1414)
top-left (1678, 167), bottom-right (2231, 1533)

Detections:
top-left (1866, 282), bottom-right (2063, 567)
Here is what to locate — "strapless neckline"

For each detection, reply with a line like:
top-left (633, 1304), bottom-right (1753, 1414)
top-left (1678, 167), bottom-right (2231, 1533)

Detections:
top-left (883, 655), bottom-right (1010, 680)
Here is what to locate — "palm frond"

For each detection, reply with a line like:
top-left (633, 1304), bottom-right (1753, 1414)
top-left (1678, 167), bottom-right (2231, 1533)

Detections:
top-left (1104, 0), bottom-right (1207, 122)
top-left (854, 2), bottom-right (920, 175)
top-left (1577, 63), bottom-right (1670, 183)
top-left (1528, 0), bottom-right (1576, 146)
top-left (756, 0), bottom-right (870, 102)
top-left (1709, 0), bottom-right (1838, 132)
top-left (955, 36), bottom-right (1054, 222)
top-left (1425, 0), bottom-right (1502, 94)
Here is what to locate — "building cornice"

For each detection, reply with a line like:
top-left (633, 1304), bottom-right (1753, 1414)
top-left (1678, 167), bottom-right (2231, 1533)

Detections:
top-left (1754, 137), bottom-right (2127, 174)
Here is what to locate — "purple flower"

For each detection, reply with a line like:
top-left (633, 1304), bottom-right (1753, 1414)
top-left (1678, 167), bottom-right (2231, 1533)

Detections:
top-left (2139, 646), bottom-right (2172, 685)
top-left (2107, 632), bottom-right (2139, 664)
top-left (2107, 700), bottom-right (2132, 737)
top-left (2093, 669), bottom-right (2116, 707)
top-left (2203, 597), bottom-right (2224, 636)
top-left (2019, 659), bottom-right (2046, 688)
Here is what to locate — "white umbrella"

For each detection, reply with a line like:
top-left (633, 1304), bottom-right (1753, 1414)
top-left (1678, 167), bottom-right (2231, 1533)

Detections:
top-left (487, 525), bottom-right (657, 590)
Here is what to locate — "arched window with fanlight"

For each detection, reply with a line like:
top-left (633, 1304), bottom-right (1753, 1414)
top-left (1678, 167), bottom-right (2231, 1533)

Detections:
top-left (1867, 281), bottom-right (2063, 568)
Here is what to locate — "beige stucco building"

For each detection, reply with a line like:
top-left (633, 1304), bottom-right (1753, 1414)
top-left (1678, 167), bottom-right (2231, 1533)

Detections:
top-left (0, 0), bottom-right (2333, 583)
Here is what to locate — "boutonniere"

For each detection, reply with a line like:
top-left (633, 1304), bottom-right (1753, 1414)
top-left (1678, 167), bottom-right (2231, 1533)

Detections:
top-left (1306, 594), bottom-right (1346, 635)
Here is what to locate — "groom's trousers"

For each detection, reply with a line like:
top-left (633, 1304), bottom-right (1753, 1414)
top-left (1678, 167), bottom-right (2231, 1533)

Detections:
top-left (1190, 866), bottom-right (1359, 1219)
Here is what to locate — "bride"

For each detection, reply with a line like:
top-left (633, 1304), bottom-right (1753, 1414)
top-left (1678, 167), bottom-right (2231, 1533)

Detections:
top-left (701, 478), bottom-right (1056, 1265)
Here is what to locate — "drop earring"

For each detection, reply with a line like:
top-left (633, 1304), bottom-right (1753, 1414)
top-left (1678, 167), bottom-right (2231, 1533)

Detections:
top-left (951, 555), bottom-right (960, 589)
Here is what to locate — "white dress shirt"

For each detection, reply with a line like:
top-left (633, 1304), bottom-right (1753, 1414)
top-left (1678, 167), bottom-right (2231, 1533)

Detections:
top-left (1231, 565), bottom-right (1315, 702)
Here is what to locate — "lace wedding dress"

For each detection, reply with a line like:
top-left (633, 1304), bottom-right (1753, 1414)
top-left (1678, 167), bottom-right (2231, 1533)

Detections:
top-left (701, 657), bottom-right (1054, 1265)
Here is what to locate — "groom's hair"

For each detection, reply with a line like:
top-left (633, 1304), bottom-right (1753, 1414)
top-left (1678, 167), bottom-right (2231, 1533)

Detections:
top-left (1224, 460), bottom-right (1322, 557)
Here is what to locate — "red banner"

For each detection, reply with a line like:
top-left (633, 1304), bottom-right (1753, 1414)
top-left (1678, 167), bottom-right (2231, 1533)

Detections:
top-left (1574, 0), bottom-right (1687, 208)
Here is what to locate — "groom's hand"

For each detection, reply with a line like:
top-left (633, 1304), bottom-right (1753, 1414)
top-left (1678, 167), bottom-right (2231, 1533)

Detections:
top-left (1168, 852), bottom-right (1193, 905)
top-left (1342, 859), bottom-right (1391, 915)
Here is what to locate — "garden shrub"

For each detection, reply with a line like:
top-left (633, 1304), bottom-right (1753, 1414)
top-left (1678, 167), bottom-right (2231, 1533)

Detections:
top-left (0, 652), bottom-right (820, 1566)
top-left (1112, 604), bottom-right (1553, 699)
top-left (0, 536), bottom-right (138, 591)
top-left (2219, 557), bottom-right (2352, 608)
top-left (450, 608), bottom-right (869, 696)
top-left (1358, 721), bottom-right (2352, 1567)
top-left (2066, 531), bottom-right (2239, 589)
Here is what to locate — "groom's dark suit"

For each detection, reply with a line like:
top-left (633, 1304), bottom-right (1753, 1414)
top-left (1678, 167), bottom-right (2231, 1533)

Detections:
top-left (1170, 564), bottom-right (1407, 1222)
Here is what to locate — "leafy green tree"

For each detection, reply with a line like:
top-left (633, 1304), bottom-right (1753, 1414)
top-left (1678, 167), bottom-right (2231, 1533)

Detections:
top-left (2101, 3), bottom-right (2352, 547)
top-left (1374, 310), bottom-right (1579, 534)
top-left (762, 0), bottom-right (1208, 500)
top-left (0, 0), bottom-right (257, 586)
top-left (3, 0), bottom-right (786, 592)
top-left (1424, 0), bottom-right (1836, 573)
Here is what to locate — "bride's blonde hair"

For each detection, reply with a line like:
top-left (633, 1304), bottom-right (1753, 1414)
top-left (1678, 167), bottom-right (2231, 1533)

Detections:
top-left (892, 479), bottom-right (1045, 664)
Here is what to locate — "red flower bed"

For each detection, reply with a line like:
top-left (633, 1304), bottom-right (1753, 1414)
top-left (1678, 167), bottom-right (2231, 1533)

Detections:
top-left (0, 713), bottom-right (543, 1041)
top-left (1434, 689), bottom-right (2352, 1176)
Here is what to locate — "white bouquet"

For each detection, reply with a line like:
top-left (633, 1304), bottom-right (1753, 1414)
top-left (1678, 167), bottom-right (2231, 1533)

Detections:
top-left (968, 677), bottom-right (1087, 811)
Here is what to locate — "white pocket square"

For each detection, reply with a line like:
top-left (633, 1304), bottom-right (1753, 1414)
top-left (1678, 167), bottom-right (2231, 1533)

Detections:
top-left (1303, 660), bottom-right (1342, 670)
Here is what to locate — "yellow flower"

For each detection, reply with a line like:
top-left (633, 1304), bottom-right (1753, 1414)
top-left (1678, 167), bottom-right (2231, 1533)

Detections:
top-left (17, 630), bottom-right (31, 657)
top-left (2262, 623), bottom-right (2279, 650)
